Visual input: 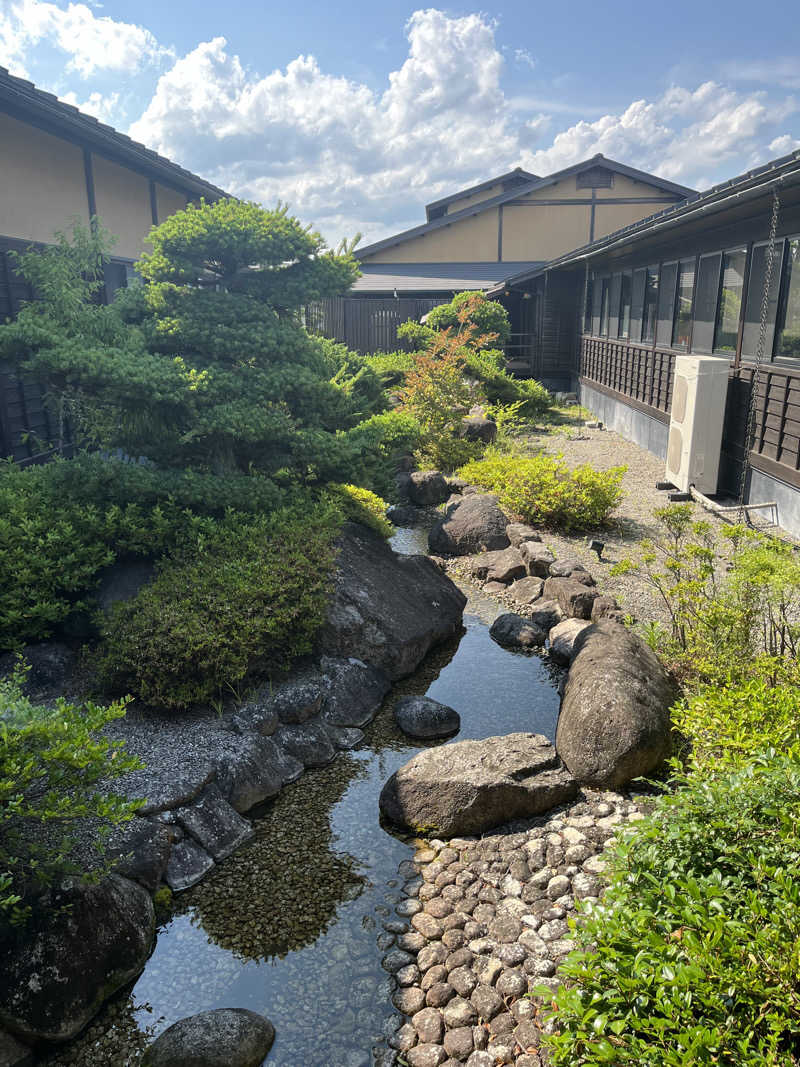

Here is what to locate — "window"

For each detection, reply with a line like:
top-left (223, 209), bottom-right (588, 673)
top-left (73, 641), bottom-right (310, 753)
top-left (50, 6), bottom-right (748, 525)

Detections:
top-left (656, 262), bottom-right (678, 347)
top-left (599, 277), bottom-right (611, 336)
top-left (608, 274), bottom-right (622, 338)
top-left (641, 265), bottom-right (659, 343)
top-left (672, 258), bottom-right (695, 350)
top-left (591, 277), bottom-right (603, 335)
top-left (713, 248), bottom-right (747, 353)
top-left (692, 253), bottom-right (722, 353)
top-left (618, 272), bottom-right (632, 339)
top-left (630, 268), bottom-right (647, 342)
top-left (584, 274), bottom-right (594, 334)
top-left (742, 240), bottom-right (783, 360)
top-left (775, 238), bottom-right (800, 362)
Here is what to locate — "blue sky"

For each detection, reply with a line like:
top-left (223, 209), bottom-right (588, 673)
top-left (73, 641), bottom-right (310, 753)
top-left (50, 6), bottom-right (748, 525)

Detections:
top-left (2, 0), bottom-right (799, 245)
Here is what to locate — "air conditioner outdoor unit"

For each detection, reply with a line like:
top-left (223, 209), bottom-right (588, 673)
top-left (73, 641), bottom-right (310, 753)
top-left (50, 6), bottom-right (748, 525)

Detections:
top-left (665, 355), bottom-right (730, 494)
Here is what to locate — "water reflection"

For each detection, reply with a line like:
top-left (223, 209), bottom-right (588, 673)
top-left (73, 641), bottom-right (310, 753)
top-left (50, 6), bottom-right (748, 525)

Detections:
top-left (49, 530), bottom-right (563, 1067)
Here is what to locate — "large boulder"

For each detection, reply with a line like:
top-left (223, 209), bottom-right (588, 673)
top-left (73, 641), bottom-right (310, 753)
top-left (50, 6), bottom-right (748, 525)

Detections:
top-left (379, 733), bottom-right (577, 836)
top-left (460, 415), bottom-right (497, 444)
top-left (505, 523), bottom-right (541, 548)
top-left (548, 618), bottom-right (592, 666)
top-left (142, 1009), bottom-right (275, 1067)
top-left (394, 696), bottom-right (460, 739)
top-left (0, 875), bottom-right (154, 1043)
top-left (507, 576), bottom-right (544, 606)
top-left (549, 560), bottom-right (595, 586)
top-left (489, 613), bottom-right (546, 651)
top-left (318, 524), bottom-right (466, 679)
top-left (470, 547), bottom-right (526, 584)
top-left (407, 471), bottom-right (450, 506)
top-left (428, 495), bottom-right (510, 556)
top-left (556, 621), bottom-right (676, 788)
top-left (520, 543), bottom-right (555, 578)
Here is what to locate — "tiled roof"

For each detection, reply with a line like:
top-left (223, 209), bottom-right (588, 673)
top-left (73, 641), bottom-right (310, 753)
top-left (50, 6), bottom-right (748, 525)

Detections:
top-left (351, 261), bottom-right (546, 293)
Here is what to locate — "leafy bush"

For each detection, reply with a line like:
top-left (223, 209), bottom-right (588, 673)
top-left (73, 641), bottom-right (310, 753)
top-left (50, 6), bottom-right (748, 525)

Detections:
top-left (397, 291), bottom-right (511, 350)
top-left (99, 502), bottom-right (343, 709)
top-left (0, 662), bottom-right (141, 928)
top-left (611, 506), bottom-right (800, 683)
top-left (364, 350), bottom-right (415, 389)
top-left (345, 409), bottom-right (422, 498)
top-left (0, 458), bottom-right (223, 651)
top-left (314, 336), bottom-right (387, 422)
top-left (328, 483), bottom-right (393, 538)
top-left (463, 348), bottom-right (551, 417)
top-left (541, 750), bottom-right (800, 1066)
top-left (673, 667), bottom-right (800, 772)
top-left (400, 330), bottom-right (484, 473)
top-left (459, 453), bottom-right (625, 531)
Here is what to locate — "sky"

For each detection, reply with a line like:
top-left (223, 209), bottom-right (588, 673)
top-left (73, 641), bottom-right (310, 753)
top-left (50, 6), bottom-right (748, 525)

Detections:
top-left (1, 0), bottom-right (799, 247)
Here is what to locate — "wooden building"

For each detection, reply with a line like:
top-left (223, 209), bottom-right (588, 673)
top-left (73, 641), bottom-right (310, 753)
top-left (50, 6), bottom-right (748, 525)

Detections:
top-left (0, 65), bottom-right (227, 462)
top-left (311, 156), bottom-right (693, 355)
top-left (493, 148), bottom-right (800, 535)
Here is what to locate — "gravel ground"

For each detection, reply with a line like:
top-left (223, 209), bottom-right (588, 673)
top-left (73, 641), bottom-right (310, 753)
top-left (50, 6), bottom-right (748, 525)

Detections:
top-left (458, 419), bottom-right (745, 630)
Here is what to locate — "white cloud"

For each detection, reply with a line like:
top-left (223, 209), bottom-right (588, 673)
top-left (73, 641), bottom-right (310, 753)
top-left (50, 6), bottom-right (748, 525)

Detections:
top-left (770, 133), bottom-right (800, 154)
top-left (0, 0), bottom-right (172, 78)
top-left (60, 87), bottom-right (120, 122)
top-left (514, 48), bottom-right (536, 70)
top-left (521, 82), bottom-right (796, 188)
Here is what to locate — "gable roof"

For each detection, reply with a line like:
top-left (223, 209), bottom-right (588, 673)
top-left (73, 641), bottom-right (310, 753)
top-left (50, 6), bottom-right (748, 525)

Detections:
top-left (0, 65), bottom-right (228, 201)
top-left (351, 260), bottom-right (546, 294)
top-left (425, 166), bottom-right (539, 220)
top-left (355, 155), bottom-right (696, 261)
top-left (490, 146), bottom-right (800, 293)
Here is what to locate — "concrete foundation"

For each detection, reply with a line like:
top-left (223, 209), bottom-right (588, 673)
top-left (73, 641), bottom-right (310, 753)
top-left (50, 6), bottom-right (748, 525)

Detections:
top-left (578, 382), bottom-right (669, 460)
top-left (579, 380), bottom-right (800, 540)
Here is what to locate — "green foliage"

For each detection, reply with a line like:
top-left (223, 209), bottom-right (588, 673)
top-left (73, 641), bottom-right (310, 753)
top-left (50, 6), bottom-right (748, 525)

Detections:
top-left (0, 457), bottom-right (219, 651)
top-left (98, 502), bottom-right (342, 709)
top-left (674, 668), bottom-right (800, 773)
top-left (541, 750), bottom-right (800, 1067)
top-left (459, 453), bottom-right (625, 531)
top-left (463, 348), bottom-right (551, 417)
top-left (399, 328), bottom-right (484, 473)
top-left (610, 506), bottom-right (800, 682)
top-left (328, 483), bottom-right (393, 538)
top-left (314, 336), bottom-right (387, 423)
top-left (345, 410), bottom-right (423, 498)
top-left (0, 206), bottom-right (365, 486)
top-left (364, 350), bottom-right (415, 389)
top-left (0, 662), bottom-right (141, 928)
top-left (397, 291), bottom-right (511, 349)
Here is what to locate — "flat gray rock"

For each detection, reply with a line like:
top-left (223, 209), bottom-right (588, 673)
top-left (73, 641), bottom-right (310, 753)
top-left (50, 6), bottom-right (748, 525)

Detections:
top-left (173, 785), bottom-right (254, 862)
top-left (394, 696), bottom-right (461, 739)
top-left (142, 1008), bottom-right (275, 1067)
top-left (274, 720), bottom-right (337, 768)
top-left (379, 733), bottom-right (576, 836)
top-left (507, 576), bottom-right (544, 606)
top-left (557, 621), bottom-right (676, 787)
top-left (543, 577), bottom-right (599, 619)
top-left (320, 656), bottom-right (391, 727)
top-left (165, 837), bottom-right (215, 892)
top-left (505, 523), bottom-right (541, 548)
top-left (215, 733), bottom-right (284, 812)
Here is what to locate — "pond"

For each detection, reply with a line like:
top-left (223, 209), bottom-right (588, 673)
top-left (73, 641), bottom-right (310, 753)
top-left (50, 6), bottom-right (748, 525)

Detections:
top-left (48, 531), bottom-right (563, 1067)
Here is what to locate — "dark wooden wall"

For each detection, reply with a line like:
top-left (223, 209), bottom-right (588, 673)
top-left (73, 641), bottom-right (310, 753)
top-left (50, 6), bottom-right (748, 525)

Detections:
top-left (304, 295), bottom-right (445, 354)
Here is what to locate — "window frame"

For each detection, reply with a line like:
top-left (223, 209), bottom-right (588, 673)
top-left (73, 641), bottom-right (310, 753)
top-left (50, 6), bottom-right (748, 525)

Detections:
top-left (671, 256), bottom-right (696, 352)
top-left (641, 263), bottom-right (660, 345)
top-left (692, 251), bottom-right (723, 355)
top-left (773, 234), bottom-right (800, 366)
top-left (617, 270), bottom-right (632, 340)
top-left (712, 244), bottom-right (748, 357)
top-left (655, 259), bottom-right (679, 349)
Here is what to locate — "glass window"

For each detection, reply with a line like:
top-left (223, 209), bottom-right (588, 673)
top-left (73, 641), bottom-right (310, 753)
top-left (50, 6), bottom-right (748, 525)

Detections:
top-left (692, 253), bottom-right (722, 353)
top-left (742, 241), bottom-right (783, 360)
top-left (599, 277), bottom-right (611, 336)
top-left (584, 274), bottom-right (594, 334)
top-left (713, 248), bottom-right (747, 353)
top-left (775, 238), bottom-right (800, 362)
top-left (608, 274), bottom-right (622, 339)
top-left (641, 265), bottom-right (659, 343)
top-left (591, 277), bottom-right (602, 336)
top-left (672, 258), bottom-right (695, 350)
top-left (618, 272), bottom-right (632, 339)
top-left (656, 262), bottom-right (678, 347)
top-left (630, 268), bottom-right (646, 342)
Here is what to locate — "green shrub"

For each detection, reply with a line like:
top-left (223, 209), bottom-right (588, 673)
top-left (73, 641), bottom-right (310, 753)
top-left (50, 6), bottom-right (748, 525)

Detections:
top-left (459, 453), bottom-right (625, 530)
top-left (364, 350), bottom-right (415, 389)
top-left (98, 502), bottom-right (342, 709)
top-left (314, 336), bottom-right (387, 422)
top-left (0, 662), bottom-right (141, 928)
top-left (328, 483), bottom-right (393, 538)
top-left (541, 750), bottom-right (800, 1066)
top-left (398, 291), bottom-right (511, 350)
top-left (0, 457), bottom-right (219, 651)
top-left (611, 506), bottom-right (800, 683)
top-left (673, 668), bottom-right (800, 772)
top-left (464, 349), bottom-right (551, 417)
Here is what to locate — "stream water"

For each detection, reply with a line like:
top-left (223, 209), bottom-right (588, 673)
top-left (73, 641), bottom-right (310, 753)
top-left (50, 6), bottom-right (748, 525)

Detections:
top-left (49, 529), bottom-right (563, 1067)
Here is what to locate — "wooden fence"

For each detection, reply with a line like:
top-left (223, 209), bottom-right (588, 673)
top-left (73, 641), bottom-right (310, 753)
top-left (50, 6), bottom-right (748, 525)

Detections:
top-left (304, 295), bottom-right (445, 353)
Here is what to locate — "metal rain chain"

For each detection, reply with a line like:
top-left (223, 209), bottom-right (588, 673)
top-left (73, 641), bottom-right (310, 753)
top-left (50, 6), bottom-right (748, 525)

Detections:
top-left (737, 181), bottom-right (782, 525)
